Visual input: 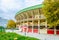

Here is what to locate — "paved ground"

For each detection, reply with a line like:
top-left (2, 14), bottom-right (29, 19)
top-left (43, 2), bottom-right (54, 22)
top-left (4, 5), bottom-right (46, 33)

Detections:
top-left (6, 30), bottom-right (59, 40)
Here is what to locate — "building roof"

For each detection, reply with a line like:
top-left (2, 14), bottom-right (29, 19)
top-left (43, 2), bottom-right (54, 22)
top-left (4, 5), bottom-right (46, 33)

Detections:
top-left (16, 4), bottom-right (43, 16)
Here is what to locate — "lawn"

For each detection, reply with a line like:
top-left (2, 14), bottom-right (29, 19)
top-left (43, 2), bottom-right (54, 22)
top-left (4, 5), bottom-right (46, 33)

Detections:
top-left (0, 32), bottom-right (39, 40)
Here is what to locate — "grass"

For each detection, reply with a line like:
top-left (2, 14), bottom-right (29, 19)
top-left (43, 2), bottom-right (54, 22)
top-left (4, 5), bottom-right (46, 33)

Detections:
top-left (0, 32), bottom-right (39, 40)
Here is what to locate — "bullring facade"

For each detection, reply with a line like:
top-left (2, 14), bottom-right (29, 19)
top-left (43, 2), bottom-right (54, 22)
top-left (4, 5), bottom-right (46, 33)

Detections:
top-left (15, 4), bottom-right (59, 34)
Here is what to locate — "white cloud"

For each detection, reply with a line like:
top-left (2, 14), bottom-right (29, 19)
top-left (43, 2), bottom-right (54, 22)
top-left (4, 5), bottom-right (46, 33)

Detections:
top-left (1, 0), bottom-right (22, 8)
top-left (0, 7), bottom-right (8, 12)
top-left (0, 0), bottom-right (23, 20)
top-left (25, 0), bottom-right (43, 7)
top-left (0, 0), bottom-right (22, 12)
top-left (0, 0), bottom-right (43, 20)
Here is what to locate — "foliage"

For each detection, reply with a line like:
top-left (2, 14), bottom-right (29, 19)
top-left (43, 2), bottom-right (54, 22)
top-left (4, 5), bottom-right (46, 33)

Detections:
top-left (0, 32), bottom-right (39, 40)
top-left (42, 0), bottom-right (59, 27)
top-left (7, 20), bottom-right (16, 29)
top-left (0, 26), bottom-right (5, 32)
top-left (0, 26), bottom-right (4, 29)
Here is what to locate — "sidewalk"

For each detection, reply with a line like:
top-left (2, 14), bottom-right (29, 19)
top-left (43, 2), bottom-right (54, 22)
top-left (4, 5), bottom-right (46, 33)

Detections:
top-left (6, 30), bottom-right (59, 40)
top-left (14, 31), bottom-right (59, 40)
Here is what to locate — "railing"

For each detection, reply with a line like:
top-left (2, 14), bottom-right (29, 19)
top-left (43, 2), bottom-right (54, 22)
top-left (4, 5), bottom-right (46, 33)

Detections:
top-left (17, 17), bottom-right (46, 22)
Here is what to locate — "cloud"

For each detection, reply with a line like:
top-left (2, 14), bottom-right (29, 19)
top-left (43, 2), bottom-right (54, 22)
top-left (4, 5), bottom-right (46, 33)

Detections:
top-left (0, 0), bottom-right (43, 20)
top-left (24, 0), bottom-right (43, 7)
top-left (0, 0), bottom-right (24, 20)
top-left (0, 0), bottom-right (23, 12)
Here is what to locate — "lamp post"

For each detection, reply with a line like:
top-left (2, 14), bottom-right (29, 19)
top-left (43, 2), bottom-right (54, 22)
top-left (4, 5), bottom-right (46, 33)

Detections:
top-left (24, 27), bottom-right (27, 36)
top-left (23, 25), bottom-right (27, 36)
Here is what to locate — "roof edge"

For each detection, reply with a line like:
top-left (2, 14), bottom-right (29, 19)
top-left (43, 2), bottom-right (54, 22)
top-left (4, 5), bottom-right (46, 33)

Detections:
top-left (16, 4), bottom-right (43, 16)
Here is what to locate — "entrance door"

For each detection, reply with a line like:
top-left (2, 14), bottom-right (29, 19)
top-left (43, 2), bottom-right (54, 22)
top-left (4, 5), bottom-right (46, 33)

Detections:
top-left (33, 26), bottom-right (38, 33)
top-left (39, 19), bottom-right (47, 34)
top-left (28, 26), bottom-right (32, 33)
top-left (40, 26), bottom-right (47, 34)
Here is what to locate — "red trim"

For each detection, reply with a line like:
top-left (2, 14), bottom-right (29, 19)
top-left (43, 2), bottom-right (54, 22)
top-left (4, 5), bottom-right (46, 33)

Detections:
top-left (28, 28), bottom-right (32, 32)
top-left (56, 30), bottom-right (59, 34)
top-left (33, 29), bottom-right (38, 33)
top-left (47, 29), bottom-right (54, 34)
top-left (22, 26), bottom-right (27, 32)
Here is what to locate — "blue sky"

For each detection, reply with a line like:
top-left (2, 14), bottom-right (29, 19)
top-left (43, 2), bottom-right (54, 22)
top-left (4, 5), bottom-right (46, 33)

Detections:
top-left (0, 0), bottom-right (43, 20)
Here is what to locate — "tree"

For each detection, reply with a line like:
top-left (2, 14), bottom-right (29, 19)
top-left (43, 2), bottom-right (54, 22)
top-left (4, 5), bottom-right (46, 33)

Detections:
top-left (42, 0), bottom-right (59, 28)
top-left (7, 20), bottom-right (16, 29)
top-left (0, 26), bottom-right (5, 32)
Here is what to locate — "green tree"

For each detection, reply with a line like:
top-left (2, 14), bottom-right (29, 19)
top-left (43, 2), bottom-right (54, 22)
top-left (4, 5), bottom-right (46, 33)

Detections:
top-left (42, 0), bottom-right (59, 28)
top-left (0, 26), bottom-right (5, 32)
top-left (7, 20), bottom-right (16, 29)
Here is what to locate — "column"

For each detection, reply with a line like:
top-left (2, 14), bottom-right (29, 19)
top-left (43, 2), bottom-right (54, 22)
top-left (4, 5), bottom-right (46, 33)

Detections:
top-left (45, 20), bottom-right (47, 34)
top-left (26, 12), bottom-right (29, 33)
top-left (20, 14), bottom-right (24, 32)
top-left (27, 20), bottom-right (28, 33)
top-left (54, 26), bottom-right (56, 35)
top-left (31, 11), bottom-right (34, 33)
top-left (19, 22), bottom-right (22, 31)
top-left (45, 20), bottom-right (47, 28)
top-left (32, 20), bottom-right (34, 33)
top-left (23, 21), bottom-right (24, 32)
top-left (38, 20), bottom-right (40, 33)
top-left (38, 9), bottom-right (40, 34)
top-left (19, 15), bottom-right (22, 32)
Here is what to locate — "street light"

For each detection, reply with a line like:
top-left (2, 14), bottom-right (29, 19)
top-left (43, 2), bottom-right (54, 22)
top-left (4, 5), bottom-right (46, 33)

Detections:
top-left (24, 27), bottom-right (27, 36)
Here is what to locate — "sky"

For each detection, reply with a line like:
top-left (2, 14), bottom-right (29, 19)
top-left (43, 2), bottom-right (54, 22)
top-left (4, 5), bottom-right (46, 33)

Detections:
top-left (0, 0), bottom-right (43, 21)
